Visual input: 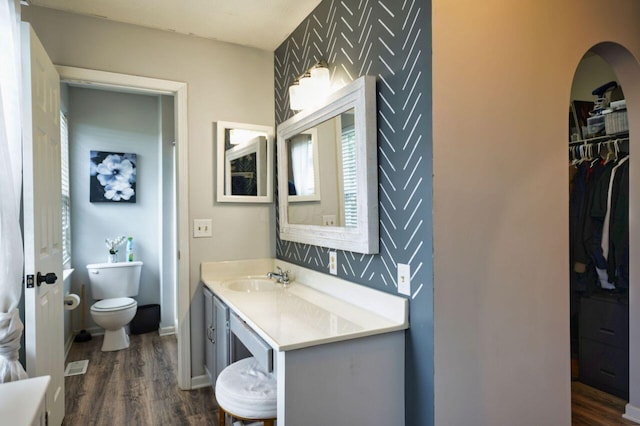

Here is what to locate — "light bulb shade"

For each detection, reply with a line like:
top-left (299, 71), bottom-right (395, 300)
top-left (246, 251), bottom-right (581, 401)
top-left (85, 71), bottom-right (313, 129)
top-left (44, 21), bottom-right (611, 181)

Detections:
top-left (229, 129), bottom-right (264, 145)
top-left (289, 82), bottom-right (304, 111)
top-left (310, 65), bottom-right (330, 92)
top-left (289, 63), bottom-right (333, 111)
top-left (298, 72), bottom-right (312, 90)
top-left (296, 73), bottom-right (313, 110)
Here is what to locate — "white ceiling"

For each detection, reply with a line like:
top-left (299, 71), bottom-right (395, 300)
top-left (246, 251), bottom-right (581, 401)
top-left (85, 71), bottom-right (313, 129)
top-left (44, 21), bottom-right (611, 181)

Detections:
top-left (28, 0), bottom-right (322, 51)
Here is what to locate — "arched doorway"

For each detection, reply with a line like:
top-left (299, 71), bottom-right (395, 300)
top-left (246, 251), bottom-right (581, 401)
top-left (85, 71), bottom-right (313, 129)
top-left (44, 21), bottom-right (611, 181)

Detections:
top-left (569, 42), bottom-right (640, 424)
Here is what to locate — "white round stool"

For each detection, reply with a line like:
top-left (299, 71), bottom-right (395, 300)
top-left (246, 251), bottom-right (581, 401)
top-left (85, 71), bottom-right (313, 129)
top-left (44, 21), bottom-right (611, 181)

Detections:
top-left (215, 357), bottom-right (277, 426)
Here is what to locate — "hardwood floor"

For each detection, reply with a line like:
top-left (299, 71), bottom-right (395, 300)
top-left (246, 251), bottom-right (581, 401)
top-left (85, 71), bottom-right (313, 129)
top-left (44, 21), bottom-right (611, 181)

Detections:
top-left (63, 333), bottom-right (219, 425)
top-left (572, 381), bottom-right (638, 426)
top-left (64, 334), bottom-right (639, 425)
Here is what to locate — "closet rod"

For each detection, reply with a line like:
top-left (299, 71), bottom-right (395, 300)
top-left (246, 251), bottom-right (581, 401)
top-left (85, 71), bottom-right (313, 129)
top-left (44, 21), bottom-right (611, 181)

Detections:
top-left (569, 133), bottom-right (629, 146)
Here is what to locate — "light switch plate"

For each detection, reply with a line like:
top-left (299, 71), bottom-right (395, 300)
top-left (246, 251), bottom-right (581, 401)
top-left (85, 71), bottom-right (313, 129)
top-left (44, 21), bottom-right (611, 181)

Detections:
top-left (193, 219), bottom-right (212, 238)
top-left (397, 263), bottom-right (411, 296)
top-left (329, 251), bottom-right (337, 275)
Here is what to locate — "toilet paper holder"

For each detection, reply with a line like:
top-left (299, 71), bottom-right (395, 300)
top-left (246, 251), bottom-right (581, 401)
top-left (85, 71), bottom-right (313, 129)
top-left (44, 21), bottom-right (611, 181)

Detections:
top-left (64, 293), bottom-right (81, 310)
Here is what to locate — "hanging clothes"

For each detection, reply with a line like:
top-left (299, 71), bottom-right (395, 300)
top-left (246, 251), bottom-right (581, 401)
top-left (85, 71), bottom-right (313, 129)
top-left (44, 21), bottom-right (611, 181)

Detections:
top-left (607, 157), bottom-right (629, 288)
top-left (569, 151), bottom-right (629, 293)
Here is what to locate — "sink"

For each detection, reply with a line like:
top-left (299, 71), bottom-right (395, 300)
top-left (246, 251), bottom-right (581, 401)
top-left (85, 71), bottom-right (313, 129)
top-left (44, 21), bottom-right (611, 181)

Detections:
top-left (224, 278), bottom-right (279, 292)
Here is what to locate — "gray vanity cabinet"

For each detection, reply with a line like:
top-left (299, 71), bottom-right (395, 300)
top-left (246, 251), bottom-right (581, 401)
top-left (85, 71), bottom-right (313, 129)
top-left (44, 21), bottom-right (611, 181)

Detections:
top-left (204, 288), bottom-right (230, 386)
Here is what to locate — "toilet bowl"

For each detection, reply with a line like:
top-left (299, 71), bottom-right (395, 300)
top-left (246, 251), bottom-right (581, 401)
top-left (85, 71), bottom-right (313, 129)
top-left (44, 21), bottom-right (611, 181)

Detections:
top-left (86, 261), bottom-right (143, 352)
top-left (90, 297), bottom-right (138, 351)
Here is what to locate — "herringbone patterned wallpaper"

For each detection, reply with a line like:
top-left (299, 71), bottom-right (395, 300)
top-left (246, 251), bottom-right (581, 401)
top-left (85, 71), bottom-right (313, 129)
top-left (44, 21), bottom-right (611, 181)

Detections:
top-left (274, 1), bottom-right (433, 423)
top-left (275, 0), bottom-right (431, 298)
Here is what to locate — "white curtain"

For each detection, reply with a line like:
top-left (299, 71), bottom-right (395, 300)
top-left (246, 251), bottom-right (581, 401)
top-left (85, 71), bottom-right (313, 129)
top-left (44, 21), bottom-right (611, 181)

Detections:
top-left (290, 135), bottom-right (314, 196)
top-left (0, 0), bottom-right (28, 382)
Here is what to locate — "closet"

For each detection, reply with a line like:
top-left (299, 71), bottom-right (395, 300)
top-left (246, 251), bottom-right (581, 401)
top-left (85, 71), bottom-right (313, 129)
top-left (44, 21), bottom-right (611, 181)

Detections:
top-left (569, 53), bottom-right (630, 400)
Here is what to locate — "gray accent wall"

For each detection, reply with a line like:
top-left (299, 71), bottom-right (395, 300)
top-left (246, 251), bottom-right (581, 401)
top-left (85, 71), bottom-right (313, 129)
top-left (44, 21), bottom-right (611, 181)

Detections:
top-left (274, 1), bottom-right (433, 424)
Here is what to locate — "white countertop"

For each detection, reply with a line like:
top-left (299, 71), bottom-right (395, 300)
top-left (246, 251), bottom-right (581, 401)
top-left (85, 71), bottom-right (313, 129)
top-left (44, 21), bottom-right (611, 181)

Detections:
top-left (202, 259), bottom-right (408, 351)
top-left (0, 375), bottom-right (49, 425)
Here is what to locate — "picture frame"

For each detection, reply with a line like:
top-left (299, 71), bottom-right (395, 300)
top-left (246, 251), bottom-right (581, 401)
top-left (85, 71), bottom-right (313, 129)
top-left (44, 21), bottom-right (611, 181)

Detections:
top-left (90, 150), bottom-right (137, 203)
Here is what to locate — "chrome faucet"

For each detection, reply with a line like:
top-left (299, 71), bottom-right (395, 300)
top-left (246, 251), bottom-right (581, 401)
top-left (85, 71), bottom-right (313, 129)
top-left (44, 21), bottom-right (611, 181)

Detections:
top-left (267, 266), bottom-right (290, 286)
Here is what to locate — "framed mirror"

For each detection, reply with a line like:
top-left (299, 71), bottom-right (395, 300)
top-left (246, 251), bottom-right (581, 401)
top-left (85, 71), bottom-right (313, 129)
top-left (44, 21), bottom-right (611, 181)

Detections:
top-left (216, 121), bottom-right (274, 203)
top-left (277, 75), bottom-right (378, 254)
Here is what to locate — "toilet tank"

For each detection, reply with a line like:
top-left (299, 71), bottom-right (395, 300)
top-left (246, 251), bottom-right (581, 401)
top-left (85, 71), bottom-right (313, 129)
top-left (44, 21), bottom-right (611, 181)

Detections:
top-left (86, 261), bottom-right (143, 299)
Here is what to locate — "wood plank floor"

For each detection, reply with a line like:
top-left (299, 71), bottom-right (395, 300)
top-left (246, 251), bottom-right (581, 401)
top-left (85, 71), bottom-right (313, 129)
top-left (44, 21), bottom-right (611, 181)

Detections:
top-left (63, 333), bottom-right (220, 425)
top-left (64, 334), bottom-right (639, 425)
top-left (572, 381), bottom-right (638, 426)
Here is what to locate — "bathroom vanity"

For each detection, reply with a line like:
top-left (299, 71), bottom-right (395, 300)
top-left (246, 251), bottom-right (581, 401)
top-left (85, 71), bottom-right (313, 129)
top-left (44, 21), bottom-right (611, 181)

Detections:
top-left (201, 258), bottom-right (408, 426)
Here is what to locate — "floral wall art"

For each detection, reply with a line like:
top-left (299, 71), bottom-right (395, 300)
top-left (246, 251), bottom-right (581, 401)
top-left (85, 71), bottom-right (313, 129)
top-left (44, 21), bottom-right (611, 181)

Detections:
top-left (90, 151), bottom-right (137, 203)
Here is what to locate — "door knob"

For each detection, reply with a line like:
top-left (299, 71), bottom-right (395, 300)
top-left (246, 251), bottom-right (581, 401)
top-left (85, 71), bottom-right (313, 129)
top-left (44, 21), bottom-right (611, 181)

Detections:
top-left (37, 272), bottom-right (58, 286)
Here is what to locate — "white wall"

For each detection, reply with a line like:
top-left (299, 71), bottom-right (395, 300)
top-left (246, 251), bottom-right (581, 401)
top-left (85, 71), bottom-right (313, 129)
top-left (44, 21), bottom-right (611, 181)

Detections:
top-left (571, 53), bottom-right (620, 101)
top-left (593, 41), bottom-right (640, 423)
top-left (21, 6), bottom-right (275, 376)
top-left (432, 1), bottom-right (640, 425)
top-left (68, 87), bottom-right (161, 329)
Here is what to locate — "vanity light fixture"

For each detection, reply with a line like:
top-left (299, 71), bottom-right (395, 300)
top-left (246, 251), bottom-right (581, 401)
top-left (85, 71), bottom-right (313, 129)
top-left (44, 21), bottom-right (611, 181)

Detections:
top-left (229, 128), bottom-right (264, 145)
top-left (288, 61), bottom-right (331, 112)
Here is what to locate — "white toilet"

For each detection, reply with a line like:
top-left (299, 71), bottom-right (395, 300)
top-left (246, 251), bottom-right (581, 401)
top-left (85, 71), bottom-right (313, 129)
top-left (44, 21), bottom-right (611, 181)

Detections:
top-left (86, 261), bottom-right (143, 351)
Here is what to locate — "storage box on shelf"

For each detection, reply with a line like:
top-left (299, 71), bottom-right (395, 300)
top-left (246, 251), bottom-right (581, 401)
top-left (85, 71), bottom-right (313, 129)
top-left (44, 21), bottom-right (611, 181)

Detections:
top-left (604, 109), bottom-right (629, 135)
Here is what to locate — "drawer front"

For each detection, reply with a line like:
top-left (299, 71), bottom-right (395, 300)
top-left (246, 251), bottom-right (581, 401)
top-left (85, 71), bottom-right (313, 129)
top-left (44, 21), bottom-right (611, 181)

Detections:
top-left (230, 312), bottom-right (273, 372)
top-left (580, 338), bottom-right (628, 399)
top-left (580, 297), bottom-right (628, 348)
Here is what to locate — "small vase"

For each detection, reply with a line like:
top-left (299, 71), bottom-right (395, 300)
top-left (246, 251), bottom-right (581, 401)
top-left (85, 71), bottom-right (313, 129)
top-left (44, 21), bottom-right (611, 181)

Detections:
top-left (108, 253), bottom-right (118, 263)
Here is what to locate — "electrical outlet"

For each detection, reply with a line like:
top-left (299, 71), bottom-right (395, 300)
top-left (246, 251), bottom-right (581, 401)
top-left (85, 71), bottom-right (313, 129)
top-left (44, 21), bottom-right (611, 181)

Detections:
top-left (329, 251), bottom-right (337, 275)
top-left (193, 219), bottom-right (212, 238)
top-left (397, 263), bottom-right (411, 296)
top-left (323, 215), bottom-right (337, 226)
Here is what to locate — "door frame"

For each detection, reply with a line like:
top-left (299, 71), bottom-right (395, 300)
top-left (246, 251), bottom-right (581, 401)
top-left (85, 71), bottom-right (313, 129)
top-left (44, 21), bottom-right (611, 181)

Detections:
top-left (56, 66), bottom-right (192, 390)
top-left (573, 42), bottom-right (640, 422)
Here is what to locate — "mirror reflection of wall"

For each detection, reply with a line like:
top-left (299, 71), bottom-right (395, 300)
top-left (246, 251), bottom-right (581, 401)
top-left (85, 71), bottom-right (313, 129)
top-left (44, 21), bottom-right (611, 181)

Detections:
top-left (286, 108), bottom-right (357, 228)
top-left (215, 121), bottom-right (273, 203)
top-left (225, 134), bottom-right (265, 196)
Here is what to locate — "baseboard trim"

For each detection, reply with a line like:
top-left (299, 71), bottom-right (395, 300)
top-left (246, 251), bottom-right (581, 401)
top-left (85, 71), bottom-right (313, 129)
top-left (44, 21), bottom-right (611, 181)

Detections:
top-left (158, 325), bottom-right (175, 336)
top-left (72, 327), bottom-right (103, 337)
top-left (623, 403), bottom-right (640, 423)
top-left (191, 374), bottom-right (211, 390)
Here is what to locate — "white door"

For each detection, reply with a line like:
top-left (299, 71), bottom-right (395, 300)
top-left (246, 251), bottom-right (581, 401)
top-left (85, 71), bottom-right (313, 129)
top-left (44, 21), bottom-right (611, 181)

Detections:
top-left (21, 23), bottom-right (64, 426)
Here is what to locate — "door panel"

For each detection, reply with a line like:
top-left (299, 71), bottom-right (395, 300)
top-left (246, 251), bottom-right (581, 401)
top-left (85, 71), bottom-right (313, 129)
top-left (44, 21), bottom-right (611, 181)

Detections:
top-left (203, 288), bottom-right (215, 383)
top-left (214, 296), bottom-right (230, 378)
top-left (22, 23), bottom-right (64, 426)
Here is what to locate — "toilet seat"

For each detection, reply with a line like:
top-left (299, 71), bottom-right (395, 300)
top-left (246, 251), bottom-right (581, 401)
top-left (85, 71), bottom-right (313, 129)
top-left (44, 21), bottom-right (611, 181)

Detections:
top-left (91, 297), bottom-right (136, 312)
